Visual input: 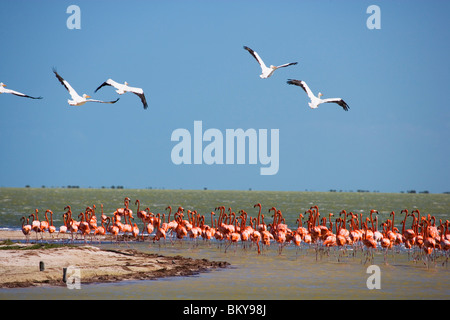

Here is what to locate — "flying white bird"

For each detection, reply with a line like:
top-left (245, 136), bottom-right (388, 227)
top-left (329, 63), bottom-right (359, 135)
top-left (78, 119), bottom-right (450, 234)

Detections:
top-left (94, 79), bottom-right (148, 109)
top-left (53, 69), bottom-right (119, 106)
top-left (287, 79), bottom-right (349, 111)
top-left (243, 46), bottom-right (298, 79)
top-left (0, 82), bottom-right (42, 99)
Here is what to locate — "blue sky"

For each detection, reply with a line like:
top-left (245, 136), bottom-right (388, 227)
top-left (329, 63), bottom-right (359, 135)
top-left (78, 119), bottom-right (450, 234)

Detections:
top-left (0, 0), bottom-right (449, 193)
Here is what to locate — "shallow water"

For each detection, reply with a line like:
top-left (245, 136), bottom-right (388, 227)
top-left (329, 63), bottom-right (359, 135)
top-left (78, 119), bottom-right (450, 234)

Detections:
top-left (1, 241), bottom-right (449, 300)
top-left (0, 188), bottom-right (449, 299)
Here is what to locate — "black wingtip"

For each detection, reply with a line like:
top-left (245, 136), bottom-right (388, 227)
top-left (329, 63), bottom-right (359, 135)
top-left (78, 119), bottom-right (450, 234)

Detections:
top-left (95, 81), bottom-right (113, 93)
top-left (25, 95), bottom-right (43, 100)
top-left (94, 83), bottom-right (103, 93)
top-left (286, 79), bottom-right (297, 85)
top-left (342, 102), bottom-right (350, 111)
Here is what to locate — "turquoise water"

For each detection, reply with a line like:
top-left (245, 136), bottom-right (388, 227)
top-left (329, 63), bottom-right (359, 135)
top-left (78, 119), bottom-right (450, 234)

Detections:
top-left (0, 188), bottom-right (449, 299)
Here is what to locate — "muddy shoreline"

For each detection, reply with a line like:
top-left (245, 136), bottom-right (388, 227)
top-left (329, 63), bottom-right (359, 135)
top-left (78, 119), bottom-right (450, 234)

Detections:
top-left (0, 231), bottom-right (229, 289)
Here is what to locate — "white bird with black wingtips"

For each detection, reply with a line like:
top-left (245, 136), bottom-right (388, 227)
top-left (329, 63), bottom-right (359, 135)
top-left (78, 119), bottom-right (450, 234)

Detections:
top-left (287, 79), bottom-right (349, 111)
top-left (53, 69), bottom-right (119, 106)
top-left (0, 82), bottom-right (42, 100)
top-left (94, 79), bottom-right (148, 109)
top-left (243, 46), bottom-right (298, 79)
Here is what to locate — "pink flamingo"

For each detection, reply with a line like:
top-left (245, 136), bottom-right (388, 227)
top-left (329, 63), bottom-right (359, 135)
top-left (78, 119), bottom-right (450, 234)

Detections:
top-left (40, 210), bottom-right (50, 233)
top-left (21, 216), bottom-right (32, 242)
top-left (48, 210), bottom-right (56, 237)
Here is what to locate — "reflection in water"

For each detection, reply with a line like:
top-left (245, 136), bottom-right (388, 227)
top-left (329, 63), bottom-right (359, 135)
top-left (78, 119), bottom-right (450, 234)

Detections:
top-left (1, 240), bottom-right (449, 299)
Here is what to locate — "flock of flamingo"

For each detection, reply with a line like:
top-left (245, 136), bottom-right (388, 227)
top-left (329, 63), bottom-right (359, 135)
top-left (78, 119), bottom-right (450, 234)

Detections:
top-left (19, 197), bottom-right (450, 262)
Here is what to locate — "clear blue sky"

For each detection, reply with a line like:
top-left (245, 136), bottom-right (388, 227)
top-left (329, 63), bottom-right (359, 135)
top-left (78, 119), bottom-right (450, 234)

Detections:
top-left (0, 0), bottom-right (449, 193)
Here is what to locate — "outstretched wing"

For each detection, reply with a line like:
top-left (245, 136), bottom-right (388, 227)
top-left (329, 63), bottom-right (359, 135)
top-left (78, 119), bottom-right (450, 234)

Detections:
top-left (287, 79), bottom-right (315, 100)
top-left (124, 85), bottom-right (148, 109)
top-left (133, 92), bottom-right (148, 109)
top-left (53, 68), bottom-right (79, 99)
top-left (94, 79), bottom-right (119, 92)
top-left (3, 88), bottom-right (42, 99)
top-left (243, 46), bottom-right (267, 69)
top-left (86, 98), bottom-right (120, 104)
top-left (322, 98), bottom-right (350, 111)
top-left (276, 62), bottom-right (298, 69)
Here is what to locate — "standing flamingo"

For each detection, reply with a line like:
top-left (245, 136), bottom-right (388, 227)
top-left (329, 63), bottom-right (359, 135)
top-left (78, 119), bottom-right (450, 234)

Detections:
top-left (439, 225), bottom-right (450, 251)
top-left (94, 216), bottom-right (107, 242)
top-left (144, 208), bottom-right (155, 238)
top-left (48, 210), bottom-right (56, 237)
top-left (114, 197), bottom-right (131, 217)
top-left (135, 199), bottom-right (149, 237)
top-left (251, 230), bottom-right (262, 254)
top-left (40, 210), bottom-right (50, 234)
top-left (30, 209), bottom-right (41, 241)
top-left (78, 212), bottom-right (91, 242)
top-left (401, 209), bottom-right (416, 242)
top-left (131, 220), bottom-right (139, 239)
top-left (225, 216), bottom-right (241, 253)
top-left (423, 220), bottom-right (436, 256)
top-left (100, 204), bottom-right (107, 222)
top-left (380, 222), bottom-right (392, 262)
top-left (362, 222), bottom-right (377, 264)
top-left (87, 205), bottom-right (98, 231)
top-left (68, 218), bottom-right (79, 242)
top-left (106, 217), bottom-right (119, 242)
top-left (373, 215), bottom-right (384, 242)
top-left (335, 218), bottom-right (347, 247)
top-left (118, 214), bottom-right (133, 243)
top-left (165, 206), bottom-right (178, 230)
top-left (21, 216), bottom-right (32, 242)
top-left (58, 212), bottom-right (68, 238)
top-left (174, 212), bottom-right (188, 240)
top-left (296, 213), bottom-right (309, 240)
top-left (153, 213), bottom-right (166, 243)
top-left (254, 203), bottom-right (267, 232)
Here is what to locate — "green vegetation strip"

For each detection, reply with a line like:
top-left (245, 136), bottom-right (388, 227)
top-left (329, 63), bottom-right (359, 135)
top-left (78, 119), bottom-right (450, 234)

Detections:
top-left (0, 240), bottom-right (75, 250)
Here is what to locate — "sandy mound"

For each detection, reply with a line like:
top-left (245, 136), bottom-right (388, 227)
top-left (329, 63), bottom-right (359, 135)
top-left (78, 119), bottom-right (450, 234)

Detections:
top-left (0, 243), bottom-right (229, 288)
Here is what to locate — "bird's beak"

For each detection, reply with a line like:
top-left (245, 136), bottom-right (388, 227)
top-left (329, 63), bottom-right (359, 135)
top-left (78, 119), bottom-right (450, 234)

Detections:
top-left (85, 95), bottom-right (91, 98)
top-left (1, 84), bottom-right (6, 87)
